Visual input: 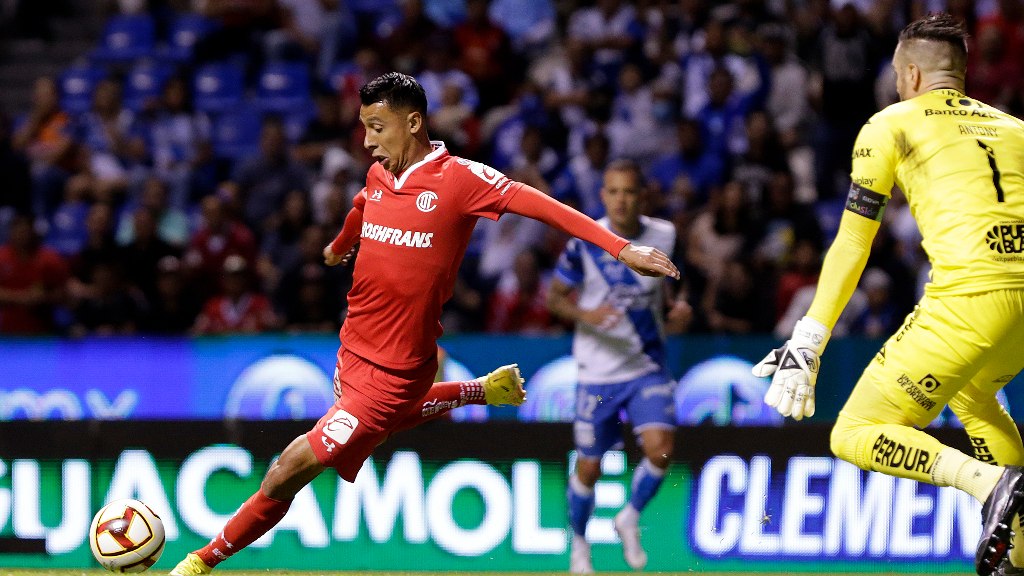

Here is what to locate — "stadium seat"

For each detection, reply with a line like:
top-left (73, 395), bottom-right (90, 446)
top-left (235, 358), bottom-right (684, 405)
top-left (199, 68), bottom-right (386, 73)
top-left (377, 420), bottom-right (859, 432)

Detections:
top-left (59, 65), bottom-right (107, 115)
top-left (123, 61), bottom-right (174, 112)
top-left (91, 14), bottom-right (156, 63)
top-left (159, 13), bottom-right (218, 62)
top-left (282, 109), bottom-right (313, 142)
top-left (193, 62), bottom-right (245, 113)
top-left (255, 62), bottom-right (311, 114)
top-left (44, 201), bottom-right (90, 256)
top-left (210, 105), bottom-right (262, 161)
top-left (815, 197), bottom-right (846, 243)
top-left (324, 61), bottom-right (356, 93)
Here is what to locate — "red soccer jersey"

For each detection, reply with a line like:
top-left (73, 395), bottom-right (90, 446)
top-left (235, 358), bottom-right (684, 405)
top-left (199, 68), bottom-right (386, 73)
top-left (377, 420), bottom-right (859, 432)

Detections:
top-left (0, 245), bottom-right (69, 334)
top-left (341, 143), bottom-right (523, 369)
top-left (193, 293), bottom-right (276, 334)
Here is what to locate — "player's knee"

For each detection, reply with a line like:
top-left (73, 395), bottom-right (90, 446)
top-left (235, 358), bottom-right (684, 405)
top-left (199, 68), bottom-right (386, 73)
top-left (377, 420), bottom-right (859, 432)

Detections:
top-left (830, 414), bottom-right (862, 466)
top-left (642, 440), bottom-right (673, 469)
top-left (575, 457), bottom-right (602, 487)
top-left (262, 435), bottom-right (325, 500)
top-left (647, 452), bottom-right (671, 470)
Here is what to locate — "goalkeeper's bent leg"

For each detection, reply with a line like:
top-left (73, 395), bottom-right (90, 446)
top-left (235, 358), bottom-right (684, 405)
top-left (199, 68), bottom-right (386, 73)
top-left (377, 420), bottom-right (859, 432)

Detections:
top-left (949, 384), bottom-right (1024, 468)
top-left (831, 380), bottom-right (1002, 503)
top-left (951, 384), bottom-right (1024, 568)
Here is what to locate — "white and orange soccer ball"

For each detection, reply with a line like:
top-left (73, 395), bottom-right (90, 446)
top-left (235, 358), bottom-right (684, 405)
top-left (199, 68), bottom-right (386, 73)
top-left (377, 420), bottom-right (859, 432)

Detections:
top-left (89, 499), bottom-right (166, 573)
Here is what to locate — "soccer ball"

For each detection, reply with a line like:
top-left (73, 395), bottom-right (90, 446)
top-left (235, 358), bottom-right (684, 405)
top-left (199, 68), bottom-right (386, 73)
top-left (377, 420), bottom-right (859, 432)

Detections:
top-left (89, 499), bottom-right (166, 573)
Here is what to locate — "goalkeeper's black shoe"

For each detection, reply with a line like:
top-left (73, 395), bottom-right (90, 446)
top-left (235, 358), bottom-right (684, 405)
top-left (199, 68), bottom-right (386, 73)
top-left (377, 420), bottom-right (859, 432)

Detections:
top-left (977, 467), bottom-right (1024, 576)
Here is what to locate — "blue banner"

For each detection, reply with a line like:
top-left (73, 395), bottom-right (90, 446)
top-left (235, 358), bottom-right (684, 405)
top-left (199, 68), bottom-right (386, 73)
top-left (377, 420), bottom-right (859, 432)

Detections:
top-left (0, 335), bottom-right (1020, 422)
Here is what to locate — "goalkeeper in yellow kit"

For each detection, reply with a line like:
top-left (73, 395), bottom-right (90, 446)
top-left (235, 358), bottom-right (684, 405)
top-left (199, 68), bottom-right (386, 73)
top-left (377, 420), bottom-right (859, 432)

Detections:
top-left (753, 13), bottom-right (1024, 576)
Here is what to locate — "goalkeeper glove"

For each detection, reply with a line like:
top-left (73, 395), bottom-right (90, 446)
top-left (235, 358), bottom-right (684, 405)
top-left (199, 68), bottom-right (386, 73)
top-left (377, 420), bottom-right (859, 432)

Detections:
top-left (753, 317), bottom-right (831, 421)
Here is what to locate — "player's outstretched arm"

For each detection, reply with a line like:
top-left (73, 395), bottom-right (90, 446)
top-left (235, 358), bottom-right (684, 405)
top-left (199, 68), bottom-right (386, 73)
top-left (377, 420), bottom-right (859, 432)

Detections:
top-left (505, 186), bottom-right (678, 278)
top-left (618, 244), bottom-right (680, 278)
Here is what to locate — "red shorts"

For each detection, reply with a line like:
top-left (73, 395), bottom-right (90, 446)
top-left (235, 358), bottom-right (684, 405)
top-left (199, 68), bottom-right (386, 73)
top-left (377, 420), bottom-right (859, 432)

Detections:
top-left (306, 347), bottom-right (436, 481)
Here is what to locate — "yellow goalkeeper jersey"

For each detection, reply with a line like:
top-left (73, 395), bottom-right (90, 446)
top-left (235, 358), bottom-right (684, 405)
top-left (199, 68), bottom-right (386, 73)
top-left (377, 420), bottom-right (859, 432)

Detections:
top-left (849, 88), bottom-right (1024, 295)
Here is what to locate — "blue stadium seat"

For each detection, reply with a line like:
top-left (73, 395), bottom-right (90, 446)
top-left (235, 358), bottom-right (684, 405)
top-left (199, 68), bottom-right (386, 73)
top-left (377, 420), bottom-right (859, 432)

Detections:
top-left (59, 65), bottom-right (107, 114)
top-left (211, 105), bottom-right (262, 160)
top-left (159, 13), bottom-right (218, 62)
top-left (283, 109), bottom-right (313, 142)
top-left (123, 61), bottom-right (174, 112)
top-left (324, 61), bottom-right (356, 93)
top-left (92, 14), bottom-right (156, 63)
top-left (193, 62), bottom-right (245, 113)
top-left (255, 62), bottom-right (311, 114)
top-left (815, 197), bottom-right (846, 244)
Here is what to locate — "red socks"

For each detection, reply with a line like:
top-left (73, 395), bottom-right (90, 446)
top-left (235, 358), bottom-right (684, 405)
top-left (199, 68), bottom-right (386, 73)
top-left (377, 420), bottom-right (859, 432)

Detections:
top-left (390, 380), bottom-right (484, 434)
top-left (195, 489), bottom-right (291, 567)
top-left (194, 382), bottom-right (485, 567)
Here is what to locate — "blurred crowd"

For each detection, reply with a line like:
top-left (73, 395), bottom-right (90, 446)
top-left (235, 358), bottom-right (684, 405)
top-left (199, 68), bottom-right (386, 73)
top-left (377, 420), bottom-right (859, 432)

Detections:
top-left (0, 0), bottom-right (1022, 338)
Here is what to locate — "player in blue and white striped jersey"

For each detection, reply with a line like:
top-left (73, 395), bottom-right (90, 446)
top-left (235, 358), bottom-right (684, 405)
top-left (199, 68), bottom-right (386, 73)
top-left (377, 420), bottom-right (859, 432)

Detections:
top-left (547, 159), bottom-right (691, 574)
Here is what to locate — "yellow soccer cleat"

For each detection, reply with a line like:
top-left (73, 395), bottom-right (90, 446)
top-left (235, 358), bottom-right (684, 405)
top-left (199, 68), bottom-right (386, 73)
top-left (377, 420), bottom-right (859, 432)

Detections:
top-left (169, 552), bottom-right (213, 575)
top-left (478, 363), bottom-right (526, 406)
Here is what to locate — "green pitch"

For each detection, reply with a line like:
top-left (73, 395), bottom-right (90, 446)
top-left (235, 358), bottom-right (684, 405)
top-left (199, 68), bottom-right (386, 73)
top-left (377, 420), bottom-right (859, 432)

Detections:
top-left (0, 565), bottom-right (974, 569)
top-left (0, 571), bottom-right (973, 576)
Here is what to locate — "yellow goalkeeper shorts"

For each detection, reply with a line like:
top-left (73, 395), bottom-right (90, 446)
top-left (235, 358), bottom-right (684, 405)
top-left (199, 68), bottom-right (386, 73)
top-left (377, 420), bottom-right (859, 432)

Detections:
top-left (844, 288), bottom-right (1024, 428)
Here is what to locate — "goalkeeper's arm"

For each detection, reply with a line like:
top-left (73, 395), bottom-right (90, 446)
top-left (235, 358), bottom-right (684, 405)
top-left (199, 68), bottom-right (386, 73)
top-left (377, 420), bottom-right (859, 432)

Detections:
top-left (754, 210), bottom-right (881, 420)
top-left (805, 210), bottom-right (881, 330)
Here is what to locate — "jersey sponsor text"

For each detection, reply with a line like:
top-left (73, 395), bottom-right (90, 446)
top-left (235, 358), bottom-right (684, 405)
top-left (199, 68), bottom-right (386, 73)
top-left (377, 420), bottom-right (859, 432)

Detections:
top-left (361, 221), bottom-right (434, 248)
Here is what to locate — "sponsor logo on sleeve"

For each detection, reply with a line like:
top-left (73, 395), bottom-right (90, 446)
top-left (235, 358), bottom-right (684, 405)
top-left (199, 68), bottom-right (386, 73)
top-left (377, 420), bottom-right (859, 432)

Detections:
top-left (469, 162), bottom-right (503, 185)
top-left (844, 183), bottom-right (888, 221)
top-left (457, 158), bottom-right (514, 195)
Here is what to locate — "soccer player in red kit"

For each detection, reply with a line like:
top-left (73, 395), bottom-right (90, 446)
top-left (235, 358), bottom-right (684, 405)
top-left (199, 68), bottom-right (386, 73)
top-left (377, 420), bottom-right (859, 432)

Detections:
top-left (170, 72), bottom-right (678, 575)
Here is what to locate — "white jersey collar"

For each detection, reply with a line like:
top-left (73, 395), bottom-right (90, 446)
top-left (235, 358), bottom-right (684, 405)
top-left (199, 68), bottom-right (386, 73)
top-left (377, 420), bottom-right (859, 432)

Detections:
top-left (394, 140), bottom-right (447, 189)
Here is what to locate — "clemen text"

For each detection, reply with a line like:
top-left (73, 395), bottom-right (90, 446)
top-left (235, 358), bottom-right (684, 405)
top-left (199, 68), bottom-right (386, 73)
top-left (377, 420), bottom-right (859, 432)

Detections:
top-left (361, 222), bottom-right (434, 248)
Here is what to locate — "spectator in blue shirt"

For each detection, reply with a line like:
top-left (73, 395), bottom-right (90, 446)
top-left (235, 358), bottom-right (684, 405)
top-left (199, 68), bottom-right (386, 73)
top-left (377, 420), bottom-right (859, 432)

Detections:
top-left (647, 118), bottom-right (724, 205)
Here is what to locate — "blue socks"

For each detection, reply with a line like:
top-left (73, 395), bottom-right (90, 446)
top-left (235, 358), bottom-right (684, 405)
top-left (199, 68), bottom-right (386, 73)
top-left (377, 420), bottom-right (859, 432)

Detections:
top-left (629, 458), bottom-right (666, 513)
top-left (569, 459), bottom-right (667, 537)
top-left (567, 474), bottom-right (595, 537)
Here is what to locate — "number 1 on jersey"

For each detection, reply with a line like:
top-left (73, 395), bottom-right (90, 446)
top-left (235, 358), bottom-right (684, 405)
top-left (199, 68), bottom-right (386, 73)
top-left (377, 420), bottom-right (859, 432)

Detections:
top-left (976, 140), bottom-right (1005, 202)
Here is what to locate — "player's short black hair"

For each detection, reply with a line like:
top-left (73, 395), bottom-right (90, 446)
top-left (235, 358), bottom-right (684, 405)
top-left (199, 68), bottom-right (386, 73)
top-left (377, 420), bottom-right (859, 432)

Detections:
top-left (359, 72), bottom-right (428, 116)
top-left (604, 158), bottom-right (645, 186)
top-left (899, 13), bottom-right (969, 57)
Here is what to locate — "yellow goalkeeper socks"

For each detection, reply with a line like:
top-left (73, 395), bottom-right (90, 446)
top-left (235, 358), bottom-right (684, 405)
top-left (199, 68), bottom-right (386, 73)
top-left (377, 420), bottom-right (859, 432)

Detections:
top-left (931, 446), bottom-right (1004, 503)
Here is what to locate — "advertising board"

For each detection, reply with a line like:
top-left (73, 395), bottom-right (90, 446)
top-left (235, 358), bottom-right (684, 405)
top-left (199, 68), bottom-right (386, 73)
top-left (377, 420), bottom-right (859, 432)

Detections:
top-left (0, 422), bottom-right (979, 572)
